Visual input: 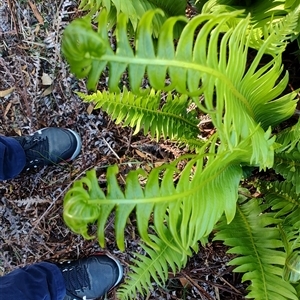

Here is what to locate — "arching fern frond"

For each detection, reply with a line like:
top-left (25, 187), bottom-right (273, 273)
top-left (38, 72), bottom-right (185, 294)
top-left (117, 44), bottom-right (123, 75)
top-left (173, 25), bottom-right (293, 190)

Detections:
top-left (279, 224), bottom-right (300, 284)
top-left (214, 197), bottom-right (298, 300)
top-left (63, 143), bottom-right (244, 254)
top-left (78, 88), bottom-right (200, 141)
top-left (62, 8), bottom-right (298, 168)
top-left (200, 1), bottom-right (300, 56)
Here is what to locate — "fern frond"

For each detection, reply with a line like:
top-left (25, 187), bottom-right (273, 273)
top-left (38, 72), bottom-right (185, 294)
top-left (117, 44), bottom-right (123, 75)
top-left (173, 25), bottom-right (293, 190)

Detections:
top-left (62, 9), bottom-right (298, 168)
top-left (278, 224), bottom-right (300, 284)
top-left (78, 88), bottom-right (199, 141)
top-left (202, 0), bottom-right (300, 33)
top-left (201, 1), bottom-right (300, 59)
top-left (78, 0), bottom-right (186, 35)
top-left (258, 180), bottom-right (300, 227)
top-left (276, 118), bottom-right (300, 153)
top-left (214, 197), bottom-right (298, 300)
top-left (117, 234), bottom-right (189, 300)
top-left (257, 179), bottom-right (300, 284)
top-left (296, 283), bottom-right (300, 298)
top-left (271, 119), bottom-right (300, 192)
top-left (248, 6), bottom-right (300, 56)
top-left (64, 144), bottom-right (244, 253)
top-left (273, 150), bottom-right (300, 193)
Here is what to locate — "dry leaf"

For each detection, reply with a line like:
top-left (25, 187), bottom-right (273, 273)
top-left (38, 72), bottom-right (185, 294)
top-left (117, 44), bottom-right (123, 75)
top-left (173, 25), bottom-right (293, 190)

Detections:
top-left (3, 102), bottom-right (12, 117)
top-left (135, 149), bottom-right (149, 159)
top-left (41, 72), bottom-right (53, 85)
top-left (86, 103), bottom-right (95, 114)
top-left (179, 277), bottom-right (191, 288)
top-left (154, 161), bottom-right (165, 167)
top-left (14, 128), bottom-right (22, 136)
top-left (0, 86), bottom-right (15, 97)
top-left (42, 85), bottom-right (53, 96)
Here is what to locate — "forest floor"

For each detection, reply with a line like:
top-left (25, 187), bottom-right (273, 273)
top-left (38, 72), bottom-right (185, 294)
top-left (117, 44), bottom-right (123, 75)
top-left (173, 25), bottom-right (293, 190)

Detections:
top-left (0, 1), bottom-right (299, 299)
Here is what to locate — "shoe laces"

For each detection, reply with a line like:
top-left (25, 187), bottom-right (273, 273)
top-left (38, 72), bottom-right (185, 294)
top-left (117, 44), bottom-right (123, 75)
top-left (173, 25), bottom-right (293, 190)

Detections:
top-left (61, 263), bottom-right (91, 297)
top-left (18, 133), bottom-right (49, 168)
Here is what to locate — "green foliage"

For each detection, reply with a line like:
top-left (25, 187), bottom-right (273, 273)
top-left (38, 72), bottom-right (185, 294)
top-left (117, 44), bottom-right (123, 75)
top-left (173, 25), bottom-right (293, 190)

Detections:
top-left (64, 153), bottom-right (243, 253)
top-left (78, 88), bottom-right (200, 141)
top-left (61, 2), bottom-right (300, 299)
top-left (62, 7), bottom-right (298, 166)
top-left (274, 119), bottom-right (300, 193)
top-left (200, 0), bottom-right (300, 50)
top-left (117, 235), bottom-right (189, 299)
top-left (259, 178), bottom-right (300, 291)
top-left (78, 0), bottom-right (186, 36)
top-left (214, 197), bottom-right (298, 300)
top-left (200, 0), bottom-right (300, 30)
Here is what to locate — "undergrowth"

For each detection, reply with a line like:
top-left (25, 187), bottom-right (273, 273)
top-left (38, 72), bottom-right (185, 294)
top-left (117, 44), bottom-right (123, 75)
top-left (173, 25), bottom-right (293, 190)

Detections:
top-left (61, 1), bottom-right (300, 299)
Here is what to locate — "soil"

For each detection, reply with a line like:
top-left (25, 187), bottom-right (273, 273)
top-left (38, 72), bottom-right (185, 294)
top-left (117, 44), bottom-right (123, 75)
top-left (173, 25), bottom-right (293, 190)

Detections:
top-left (0, 1), bottom-right (299, 299)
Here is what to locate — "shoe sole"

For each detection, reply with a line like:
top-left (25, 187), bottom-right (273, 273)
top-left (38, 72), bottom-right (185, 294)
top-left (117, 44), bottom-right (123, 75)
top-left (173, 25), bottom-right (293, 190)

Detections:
top-left (66, 128), bottom-right (82, 161)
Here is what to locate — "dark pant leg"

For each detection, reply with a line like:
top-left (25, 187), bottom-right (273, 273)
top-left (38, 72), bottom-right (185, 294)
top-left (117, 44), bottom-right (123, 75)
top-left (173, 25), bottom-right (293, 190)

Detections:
top-left (0, 262), bottom-right (66, 300)
top-left (0, 136), bottom-right (26, 180)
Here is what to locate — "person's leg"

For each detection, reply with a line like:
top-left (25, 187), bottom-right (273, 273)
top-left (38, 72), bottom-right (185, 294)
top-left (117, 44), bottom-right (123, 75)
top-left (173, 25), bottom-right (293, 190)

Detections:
top-left (0, 262), bottom-right (65, 300)
top-left (0, 254), bottom-right (123, 300)
top-left (0, 136), bottom-right (26, 180)
top-left (0, 127), bottom-right (82, 181)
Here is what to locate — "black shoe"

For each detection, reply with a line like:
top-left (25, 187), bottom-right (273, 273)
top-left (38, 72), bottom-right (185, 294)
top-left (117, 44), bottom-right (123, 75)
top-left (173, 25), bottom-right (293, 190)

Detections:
top-left (13, 127), bottom-right (81, 170)
top-left (57, 254), bottom-right (123, 300)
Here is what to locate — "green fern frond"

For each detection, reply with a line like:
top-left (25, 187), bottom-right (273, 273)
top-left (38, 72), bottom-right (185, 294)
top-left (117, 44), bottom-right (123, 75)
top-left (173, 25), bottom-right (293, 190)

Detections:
top-left (78, 88), bottom-right (199, 141)
top-left (78, 0), bottom-right (186, 35)
top-left (201, 1), bottom-right (300, 58)
top-left (117, 234), bottom-right (189, 300)
top-left (296, 283), bottom-right (300, 297)
top-left (214, 197), bottom-right (298, 300)
top-left (202, 0), bottom-right (300, 31)
top-left (273, 150), bottom-right (300, 193)
top-left (64, 145), bottom-right (244, 253)
top-left (178, 137), bottom-right (207, 152)
top-left (258, 180), bottom-right (300, 227)
top-left (276, 118), bottom-right (300, 153)
top-left (278, 223), bottom-right (300, 284)
top-left (271, 119), bottom-right (300, 193)
top-left (252, 179), bottom-right (300, 286)
top-left (248, 6), bottom-right (300, 56)
top-left (62, 8), bottom-right (298, 168)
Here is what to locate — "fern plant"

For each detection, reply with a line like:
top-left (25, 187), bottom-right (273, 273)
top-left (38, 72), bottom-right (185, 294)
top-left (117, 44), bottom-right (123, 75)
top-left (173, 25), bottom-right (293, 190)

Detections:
top-left (198, 0), bottom-right (300, 50)
top-left (214, 197), bottom-right (297, 300)
top-left (77, 0), bottom-right (186, 36)
top-left (61, 4), bottom-right (300, 300)
top-left (215, 118), bottom-right (300, 299)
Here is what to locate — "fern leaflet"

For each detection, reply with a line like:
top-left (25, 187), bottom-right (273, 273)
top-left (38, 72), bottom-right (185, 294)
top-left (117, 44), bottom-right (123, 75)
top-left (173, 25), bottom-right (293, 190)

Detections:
top-left (78, 88), bottom-right (199, 141)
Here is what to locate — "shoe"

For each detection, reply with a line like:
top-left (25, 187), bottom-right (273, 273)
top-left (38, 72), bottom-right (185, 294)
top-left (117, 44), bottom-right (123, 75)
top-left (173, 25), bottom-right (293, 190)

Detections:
top-left (57, 254), bottom-right (123, 300)
top-left (13, 127), bottom-right (81, 170)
